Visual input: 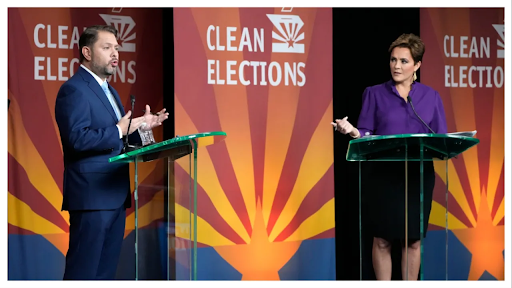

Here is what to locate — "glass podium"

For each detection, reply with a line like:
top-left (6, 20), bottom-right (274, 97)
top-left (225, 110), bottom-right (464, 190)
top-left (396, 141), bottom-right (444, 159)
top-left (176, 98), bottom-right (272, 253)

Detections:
top-left (346, 133), bottom-right (479, 280)
top-left (109, 131), bottom-right (227, 280)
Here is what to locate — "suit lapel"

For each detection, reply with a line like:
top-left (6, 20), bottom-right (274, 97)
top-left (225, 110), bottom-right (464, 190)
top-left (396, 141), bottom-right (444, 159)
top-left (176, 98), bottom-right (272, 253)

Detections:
top-left (88, 81), bottom-right (119, 122)
top-left (77, 67), bottom-right (120, 122)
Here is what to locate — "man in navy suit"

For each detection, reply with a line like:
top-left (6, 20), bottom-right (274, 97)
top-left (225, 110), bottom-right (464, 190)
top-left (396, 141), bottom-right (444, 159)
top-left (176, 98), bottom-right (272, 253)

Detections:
top-left (55, 25), bottom-right (168, 280)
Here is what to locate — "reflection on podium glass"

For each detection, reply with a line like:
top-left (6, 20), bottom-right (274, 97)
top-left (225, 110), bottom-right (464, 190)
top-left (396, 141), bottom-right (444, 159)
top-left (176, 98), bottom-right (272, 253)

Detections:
top-left (347, 133), bottom-right (479, 280)
top-left (109, 131), bottom-right (227, 280)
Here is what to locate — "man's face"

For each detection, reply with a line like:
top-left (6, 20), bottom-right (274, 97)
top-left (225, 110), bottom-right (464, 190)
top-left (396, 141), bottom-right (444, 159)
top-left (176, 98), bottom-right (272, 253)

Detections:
top-left (89, 30), bottom-right (119, 79)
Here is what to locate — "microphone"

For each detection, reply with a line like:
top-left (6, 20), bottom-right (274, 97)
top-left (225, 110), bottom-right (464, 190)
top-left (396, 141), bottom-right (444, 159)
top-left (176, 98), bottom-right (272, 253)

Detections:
top-left (407, 95), bottom-right (435, 134)
top-left (123, 95), bottom-right (137, 153)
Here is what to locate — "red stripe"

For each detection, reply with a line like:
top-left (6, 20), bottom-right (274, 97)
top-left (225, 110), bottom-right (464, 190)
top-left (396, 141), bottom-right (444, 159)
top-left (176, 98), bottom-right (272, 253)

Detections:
top-left (126, 164), bottom-right (165, 217)
top-left (428, 223), bottom-right (444, 231)
top-left (432, 173), bottom-right (474, 228)
top-left (8, 8), bottom-right (64, 193)
top-left (307, 228), bottom-right (335, 240)
top-left (8, 224), bottom-right (37, 235)
top-left (274, 165), bottom-right (334, 242)
top-left (267, 9), bottom-right (333, 234)
top-left (174, 8), bottom-right (224, 133)
top-left (174, 8), bottom-right (252, 236)
top-left (175, 238), bottom-right (211, 249)
top-left (238, 7), bottom-right (275, 206)
top-left (126, 10), bottom-right (164, 112)
top-left (8, 154), bottom-right (69, 233)
top-left (206, 142), bottom-right (253, 237)
top-left (420, 11), bottom-right (479, 221)
top-left (452, 157), bottom-right (478, 221)
top-left (469, 9), bottom-right (504, 196)
top-left (174, 164), bottom-right (247, 245)
top-left (491, 164), bottom-right (504, 219)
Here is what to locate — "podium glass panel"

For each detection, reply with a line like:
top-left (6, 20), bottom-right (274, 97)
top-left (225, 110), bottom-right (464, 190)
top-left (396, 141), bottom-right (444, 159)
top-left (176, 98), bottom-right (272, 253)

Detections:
top-left (171, 153), bottom-right (194, 280)
top-left (347, 133), bottom-right (478, 280)
top-left (131, 157), bottom-right (170, 280)
top-left (110, 131), bottom-right (227, 280)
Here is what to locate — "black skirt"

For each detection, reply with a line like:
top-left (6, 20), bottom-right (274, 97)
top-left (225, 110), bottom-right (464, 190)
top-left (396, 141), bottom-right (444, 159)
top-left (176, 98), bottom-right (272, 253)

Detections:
top-left (362, 160), bottom-right (435, 241)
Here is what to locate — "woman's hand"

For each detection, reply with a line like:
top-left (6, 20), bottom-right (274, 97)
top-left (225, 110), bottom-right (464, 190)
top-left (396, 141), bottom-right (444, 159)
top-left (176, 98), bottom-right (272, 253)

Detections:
top-left (331, 116), bottom-right (360, 138)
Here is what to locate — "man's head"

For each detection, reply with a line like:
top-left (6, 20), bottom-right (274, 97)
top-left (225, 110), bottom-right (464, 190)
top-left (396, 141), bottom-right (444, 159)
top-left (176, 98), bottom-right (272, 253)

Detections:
top-left (79, 25), bottom-right (120, 80)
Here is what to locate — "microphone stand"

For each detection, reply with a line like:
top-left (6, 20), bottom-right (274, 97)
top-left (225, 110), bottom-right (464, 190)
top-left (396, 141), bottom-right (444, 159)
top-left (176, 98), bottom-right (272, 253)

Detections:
top-left (123, 95), bottom-right (138, 153)
top-left (407, 95), bottom-right (436, 134)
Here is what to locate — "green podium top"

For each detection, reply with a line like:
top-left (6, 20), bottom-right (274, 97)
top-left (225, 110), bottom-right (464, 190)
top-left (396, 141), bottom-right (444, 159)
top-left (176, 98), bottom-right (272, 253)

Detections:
top-left (346, 133), bottom-right (479, 161)
top-left (109, 131), bottom-right (227, 163)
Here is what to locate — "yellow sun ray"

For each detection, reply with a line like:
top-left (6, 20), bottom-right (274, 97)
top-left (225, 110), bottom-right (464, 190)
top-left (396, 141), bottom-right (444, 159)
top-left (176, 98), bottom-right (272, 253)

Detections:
top-left (175, 96), bottom-right (250, 243)
top-left (262, 89), bottom-right (299, 228)
top-left (124, 190), bottom-right (165, 238)
top-left (8, 97), bottom-right (69, 225)
top-left (284, 198), bottom-right (335, 242)
top-left (460, 150), bottom-right (481, 217)
top-left (492, 198), bottom-right (504, 226)
top-left (434, 161), bottom-right (477, 226)
top-left (41, 233), bottom-right (69, 256)
top-left (175, 204), bottom-right (236, 247)
top-left (129, 159), bottom-right (162, 194)
top-left (262, 8), bottom-right (318, 228)
top-left (425, 8), bottom-right (481, 220)
top-left (191, 8), bottom-right (256, 228)
top-left (8, 192), bottom-right (66, 234)
top-left (429, 200), bottom-right (468, 229)
top-left (442, 9), bottom-right (481, 213)
top-left (269, 101), bottom-right (333, 241)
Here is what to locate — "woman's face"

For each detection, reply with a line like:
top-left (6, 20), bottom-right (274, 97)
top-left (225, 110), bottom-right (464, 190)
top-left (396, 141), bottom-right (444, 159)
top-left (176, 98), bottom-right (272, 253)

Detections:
top-left (390, 47), bottom-right (421, 84)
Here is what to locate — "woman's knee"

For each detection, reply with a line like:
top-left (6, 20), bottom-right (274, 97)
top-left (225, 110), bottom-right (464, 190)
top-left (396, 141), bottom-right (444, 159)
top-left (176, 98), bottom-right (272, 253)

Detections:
top-left (401, 239), bottom-right (421, 250)
top-left (374, 237), bottom-right (391, 250)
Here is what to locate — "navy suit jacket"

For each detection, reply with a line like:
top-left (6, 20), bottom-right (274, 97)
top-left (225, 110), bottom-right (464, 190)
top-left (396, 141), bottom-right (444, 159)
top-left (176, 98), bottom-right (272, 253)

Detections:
top-left (55, 66), bottom-right (140, 211)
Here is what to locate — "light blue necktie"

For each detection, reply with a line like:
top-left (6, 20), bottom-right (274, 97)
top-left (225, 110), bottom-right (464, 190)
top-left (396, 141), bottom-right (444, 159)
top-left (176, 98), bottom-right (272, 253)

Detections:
top-left (101, 81), bottom-right (122, 120)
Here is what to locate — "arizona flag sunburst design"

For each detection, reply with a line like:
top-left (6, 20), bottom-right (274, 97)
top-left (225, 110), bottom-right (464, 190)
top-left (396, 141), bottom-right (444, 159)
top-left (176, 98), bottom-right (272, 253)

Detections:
top-left (173, 7), bottom-right (334, 279)
top-left (8, 8), bottom-right (165, 279)
top-left (420, 8), bottom-right (504, 280)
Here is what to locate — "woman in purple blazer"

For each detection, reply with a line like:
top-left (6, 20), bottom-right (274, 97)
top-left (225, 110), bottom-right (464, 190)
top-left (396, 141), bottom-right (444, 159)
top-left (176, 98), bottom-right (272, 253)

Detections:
top-left (332, 33), bottom-right (448, 280)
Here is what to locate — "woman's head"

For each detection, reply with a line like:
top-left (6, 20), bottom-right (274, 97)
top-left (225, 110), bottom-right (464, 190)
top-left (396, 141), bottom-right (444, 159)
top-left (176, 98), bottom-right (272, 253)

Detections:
top-left (388, 33), bottom-right (425, 85)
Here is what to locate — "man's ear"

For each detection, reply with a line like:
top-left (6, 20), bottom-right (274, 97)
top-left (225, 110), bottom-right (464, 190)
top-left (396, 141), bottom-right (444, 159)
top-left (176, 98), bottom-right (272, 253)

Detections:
top-left (82, 46), bottom-right (92, 61)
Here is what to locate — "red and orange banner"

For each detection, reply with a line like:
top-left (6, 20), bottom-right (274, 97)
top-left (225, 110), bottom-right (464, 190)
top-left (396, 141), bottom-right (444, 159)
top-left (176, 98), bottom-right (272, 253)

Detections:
top-left (8, 7), bottom-right (163, 279)
top-left (420, 8), bottom-right (504, 280)
top-left (174, 7), bottom-right (334, 280)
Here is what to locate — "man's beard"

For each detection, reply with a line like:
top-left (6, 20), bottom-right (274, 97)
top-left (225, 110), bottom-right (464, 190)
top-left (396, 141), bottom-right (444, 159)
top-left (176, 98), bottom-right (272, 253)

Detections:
top-left (91, 58), bottom-right (115, 79)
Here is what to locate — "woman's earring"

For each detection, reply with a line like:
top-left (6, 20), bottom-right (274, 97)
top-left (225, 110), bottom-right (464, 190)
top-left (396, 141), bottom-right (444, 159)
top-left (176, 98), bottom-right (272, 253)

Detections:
top-left (413, 71), bottom-right (417, 81)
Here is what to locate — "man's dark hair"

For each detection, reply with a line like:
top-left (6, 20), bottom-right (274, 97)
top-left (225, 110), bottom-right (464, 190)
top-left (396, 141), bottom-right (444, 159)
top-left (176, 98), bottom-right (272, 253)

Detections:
top-left (79, 25), bottom-right (118, 63)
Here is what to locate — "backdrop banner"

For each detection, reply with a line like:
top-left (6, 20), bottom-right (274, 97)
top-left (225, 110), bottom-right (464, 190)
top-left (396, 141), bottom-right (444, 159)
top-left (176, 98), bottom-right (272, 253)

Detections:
top-left (420, 8), bottom-right (504, 280)
top-left (8, 7), bottom-right (164, 280)
top-left (173, 7), bottom-right (335, 280)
